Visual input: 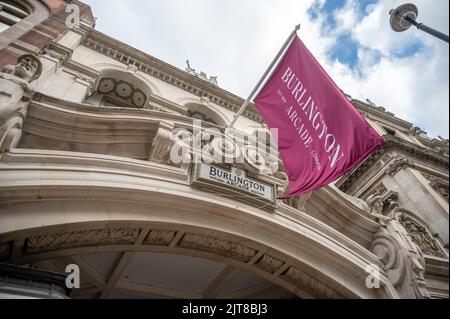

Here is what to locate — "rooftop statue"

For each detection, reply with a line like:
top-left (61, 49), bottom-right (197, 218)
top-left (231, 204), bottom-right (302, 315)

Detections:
top-left (185, 59), bottom-right (219, 86)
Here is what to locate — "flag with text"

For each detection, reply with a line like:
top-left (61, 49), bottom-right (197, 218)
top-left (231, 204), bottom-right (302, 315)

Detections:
top-left (254, 36), bottom-right (384, 198)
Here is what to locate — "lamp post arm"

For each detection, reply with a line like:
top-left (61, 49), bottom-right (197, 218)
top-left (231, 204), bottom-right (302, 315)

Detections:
top-left (403, 15), bottom-right (449, 43)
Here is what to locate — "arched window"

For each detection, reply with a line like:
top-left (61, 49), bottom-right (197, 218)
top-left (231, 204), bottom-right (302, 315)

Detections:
top-left (85, 70), bottom-right (151, 109)
top-left (185, 103), bottom-right (228, 127)
top-left (187, 110), bottom-right (218, 125)
top-left (0, 0), bottom-right (29, 33)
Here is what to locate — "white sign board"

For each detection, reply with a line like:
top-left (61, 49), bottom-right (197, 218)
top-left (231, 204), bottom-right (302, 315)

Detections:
top-left (196, 163), bottom-right (275, 202)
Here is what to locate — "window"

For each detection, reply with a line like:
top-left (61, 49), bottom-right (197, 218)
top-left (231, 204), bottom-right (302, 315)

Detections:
top-left (85, 75), bottom-right (150, 109)
top-left (184, 103), bottom-right (228, 126)
top-left (187, 110), bottom-right (218, 125)
top-left (0, 0), bottom-right (29, 33)
top-left (383, 126), bottom-right (396, 136)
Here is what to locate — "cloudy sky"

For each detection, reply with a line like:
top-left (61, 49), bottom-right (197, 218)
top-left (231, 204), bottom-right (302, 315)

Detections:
top-left (83, 0), bottom-right (449, 138)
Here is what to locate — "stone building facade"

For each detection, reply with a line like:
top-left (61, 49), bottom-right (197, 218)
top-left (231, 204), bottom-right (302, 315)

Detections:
top-left (0, 0), bottom-right (448, 299)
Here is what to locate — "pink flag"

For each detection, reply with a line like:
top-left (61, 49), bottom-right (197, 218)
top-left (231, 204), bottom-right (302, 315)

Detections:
top-left (254, 36), bottom-right (384, 198)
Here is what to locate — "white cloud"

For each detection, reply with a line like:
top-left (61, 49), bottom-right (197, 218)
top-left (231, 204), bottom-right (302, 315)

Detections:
top-left (82, 0), bottom-right (449, 138)
top-left (332, 0), bottom-right (359, 34)
top-left (331, 0), bottom-right (449, 137)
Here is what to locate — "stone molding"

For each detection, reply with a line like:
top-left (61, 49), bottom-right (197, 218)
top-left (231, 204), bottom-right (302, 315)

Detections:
top-left (80, 34), bottom-right (263, 124)
top-left (0, 225), bottom-right (358, 299)
top-left (338, 136), bottom-right (449, 194)
top-left (371, 220), bottom-right (431, 299)
top-left (422, 172), bottom-right (449, 202)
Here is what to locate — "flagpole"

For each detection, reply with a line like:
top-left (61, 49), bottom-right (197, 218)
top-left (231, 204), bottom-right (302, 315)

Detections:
top-left (227, 24), bottom-right (301, 129)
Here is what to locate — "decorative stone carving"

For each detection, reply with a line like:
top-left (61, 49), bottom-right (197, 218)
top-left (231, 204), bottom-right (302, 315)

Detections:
top-left (339, 135), bottom-right (448, 196)
top-left (275, 171), bottom-right (289, 196)
top-left (382, 191), bottom-right (400, 219)
top-left (0, 54), bottom-right (42, 85)
top-left (144, 229), bottom-right (176, 246)
top-left (386, 157), bottom-right (414, 176)
top-left (282, 266), bottom-right (344, 299)
top-left (283, 192), bottom-right (311, 211)
top-left (149, 123), bottom-right (175, 165)
top-left (1, 54), bottom-right (42, 153)
top-left (371, 220), bottom-right (431, 299)
top-left (44, 49), bottom-right (67, 65)
top-left (126, 63), bottom-right (138, 74)
top-left (185, 60), bottom-right (219, 86)
top-left (74, 72), bottom-right (96, 86)
top-left (366, 183), bottom-right (388, 199)
top-left (25, 228), bottom-right (140, 254)
top-left (422, 172), bottom-right (449, 202)
top-left (95, 77), bottom-right (147, 108)
top-left (167, 126), bottom-right (281, 179)
top-left (41, 44), bottom-right (70, 67)
top-left (255, 254), bottom-right (284, 273)
top-left (0, 113), bottom-right (26, 153)
top-left (148, 103), bottom-right (171, 113)
top-left (240, 145), bottom-right (279, 175)
top-left (432, 183), bottom-right (449, 202)
top-left (410, 126), bottom-right (425, 136)
top-left (397, 215), bottom-right (445, 258)
top-left (178, 233), bottom-right (257, 262)
top-left (366, 194), bottom-right (385, 216)
top-left (200, 96), bottom-right (210, 105)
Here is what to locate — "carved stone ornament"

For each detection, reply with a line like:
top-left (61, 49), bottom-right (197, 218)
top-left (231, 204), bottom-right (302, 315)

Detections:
top-left (255, 254), bottom-right (284, 273)
top-left (397, 215), bottom-right (446, 258)
top-left (422, 172), bottom-right (449, 202)
top-left (25, 228), bottom-right (140, 254)
top-left (166, 126), bottom-right (280, 178)
top-left (282, 266), bottom-right (344, 299)
top-left (371, 220), bottom-right (431, 299)
top-left (386, 157), bottom-right (414, 176)
top-left (283, 192), bottom-right (311, 211)
top-left (144, 229), bottom-right (176, 246)
top-left (366, 183), bottom-right (388, 199)
top-left (0, 54), bottom-right (42, 85)
top-left (185, 60), bottom-right (219, 86)
top-left (366, 194), bottom-right (385, 216)
top-left (149, 123), bottom-right (175, 165)
top-left (178, 233), bottom-right (257, 263)
top-left (1, 55), bottom-right (43, 152)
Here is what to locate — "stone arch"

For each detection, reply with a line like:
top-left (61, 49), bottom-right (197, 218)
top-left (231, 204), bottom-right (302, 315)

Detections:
top-left (0, 184), bottom-right (387, 299)
top-left (178, 97), bottom-right (230, 127)
top-left (1, 219), bottom-right (356, 299)
top-left (89, 63), bottom-right (161, 97)
top-left (85, 68), bottom-right (156, 109)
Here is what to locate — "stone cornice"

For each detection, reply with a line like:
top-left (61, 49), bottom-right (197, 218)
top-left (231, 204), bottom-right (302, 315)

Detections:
top-left (351, 99), bottom-right (413, 129)
top-left (385, 135), bottom-right (449, 167)
top-left (80, 28), bottom-right (264, 124)
top-left (338, 135), bottom-right (449, 193)
top-left (424, 255), bottom-right (449, 278)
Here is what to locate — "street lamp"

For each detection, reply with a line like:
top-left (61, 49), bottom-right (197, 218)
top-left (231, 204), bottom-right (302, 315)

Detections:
top-left (389, 3), bottom-right (449, 43)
